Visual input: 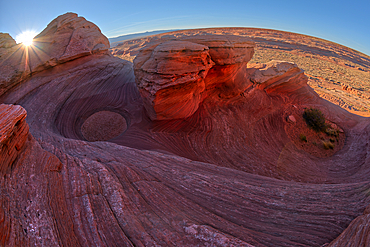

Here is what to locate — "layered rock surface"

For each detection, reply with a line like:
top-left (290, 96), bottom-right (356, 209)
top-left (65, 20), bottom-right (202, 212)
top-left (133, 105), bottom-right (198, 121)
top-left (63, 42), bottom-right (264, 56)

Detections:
top-left (0, 104), bottom-right (29, 174)
top-left (134, 40), bottom-right (214, 120)
top-left (134, 35), bottom-right (255, 120)
top-left (1, 13), bottom-right (370, 247)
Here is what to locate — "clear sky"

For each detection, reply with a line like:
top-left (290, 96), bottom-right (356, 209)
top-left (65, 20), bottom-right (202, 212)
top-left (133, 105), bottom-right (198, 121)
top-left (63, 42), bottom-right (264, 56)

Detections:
top-left (1, 0), bottom-right (369, 56)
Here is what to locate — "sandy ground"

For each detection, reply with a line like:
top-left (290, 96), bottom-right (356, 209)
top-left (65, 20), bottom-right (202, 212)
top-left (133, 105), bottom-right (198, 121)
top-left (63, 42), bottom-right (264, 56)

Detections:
top-left (81, 111), bottom-right (127, 141)
top-left (284, 105), bottom-right (345, 158)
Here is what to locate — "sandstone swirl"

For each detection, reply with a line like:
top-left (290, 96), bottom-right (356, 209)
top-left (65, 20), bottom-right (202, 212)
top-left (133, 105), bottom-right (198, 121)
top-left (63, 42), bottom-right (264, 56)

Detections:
top-left (0, 13), bottom-right (370, 247)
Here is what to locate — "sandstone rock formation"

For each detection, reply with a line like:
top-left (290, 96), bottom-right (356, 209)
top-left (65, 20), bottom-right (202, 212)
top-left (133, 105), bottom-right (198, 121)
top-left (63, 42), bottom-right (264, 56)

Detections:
top-left (0, 33), bottom-right (17, 48)
top-left (33, 12), bottom-right (109, 63)
top-left (249, 60), bottom-right (310, 95)
top-left (133, 35), bottom-right (255, 120)
top-left (328, 210), bottom-right (370, 246)
top-left (0, 13), bottom-right (109, 97)
top-left (0, 104), bottom-right (29, 174)
top-left (111, 27), bottom-right (370, 116)
top-left (1, 13), bottom-right (370, 247)
top-left (134, 40), bottom-right (214, 120)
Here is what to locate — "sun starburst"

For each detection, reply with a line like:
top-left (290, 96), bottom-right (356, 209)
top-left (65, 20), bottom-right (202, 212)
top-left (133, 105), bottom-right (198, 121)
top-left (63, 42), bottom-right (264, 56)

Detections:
top-left (15, 31), bottom-right (37, 47)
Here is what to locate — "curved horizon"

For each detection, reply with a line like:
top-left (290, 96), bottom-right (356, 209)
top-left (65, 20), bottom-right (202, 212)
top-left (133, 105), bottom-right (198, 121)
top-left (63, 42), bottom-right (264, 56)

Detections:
top-left (107, 26), bottom-right (370, 57)
top-left (1, 0), bottom-right (369, 56)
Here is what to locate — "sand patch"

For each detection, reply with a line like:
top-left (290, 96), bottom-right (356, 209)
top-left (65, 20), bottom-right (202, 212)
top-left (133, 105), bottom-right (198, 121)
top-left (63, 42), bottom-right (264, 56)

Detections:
top-left (81, 111), bottom-right (127, 142)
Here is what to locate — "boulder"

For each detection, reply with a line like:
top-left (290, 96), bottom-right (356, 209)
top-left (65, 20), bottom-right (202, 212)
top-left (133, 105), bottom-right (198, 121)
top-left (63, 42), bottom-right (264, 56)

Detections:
top-left (286, 115), bottom-right (296, 123)
top-left (249, 60), bottom-right (308, 94)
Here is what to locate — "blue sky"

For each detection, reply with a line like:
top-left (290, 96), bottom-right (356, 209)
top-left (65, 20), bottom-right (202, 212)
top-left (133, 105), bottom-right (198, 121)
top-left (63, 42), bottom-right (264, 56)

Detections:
top-left (1, 0), bottom-right (369, 56)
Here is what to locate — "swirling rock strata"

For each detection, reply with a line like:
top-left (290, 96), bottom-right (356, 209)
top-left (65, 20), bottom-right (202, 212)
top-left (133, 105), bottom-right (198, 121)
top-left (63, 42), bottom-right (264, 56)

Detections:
top-left (0, 104), bottom-right (29, 174)
top-left (328, 210), bottom-right (370, 246)
top-left (1, 13), bottom-right (370, 247)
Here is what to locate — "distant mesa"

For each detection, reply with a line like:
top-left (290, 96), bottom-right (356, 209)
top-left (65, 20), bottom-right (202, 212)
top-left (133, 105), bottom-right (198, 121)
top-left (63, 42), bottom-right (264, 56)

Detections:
top-left (0, 12), bottom-right (370, 247)
top-left (109, 29), bottom-right (179, 47)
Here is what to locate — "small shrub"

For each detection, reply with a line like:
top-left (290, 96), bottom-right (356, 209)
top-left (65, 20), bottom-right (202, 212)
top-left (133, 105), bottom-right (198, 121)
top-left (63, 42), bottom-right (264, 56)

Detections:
top-left (299, 134), bottom-right (307, 142)
top-left (323, 140), bottom-right (335, 150)
top-left (329, 138), bottom-right (335, 143)
top-left (325, 128), bottom-right (339, 137)
top-left (303, 108), bottom-right (327, 132)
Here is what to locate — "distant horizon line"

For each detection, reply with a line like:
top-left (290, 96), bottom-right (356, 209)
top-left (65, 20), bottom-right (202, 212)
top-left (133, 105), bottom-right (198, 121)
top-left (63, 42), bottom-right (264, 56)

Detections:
top-left (106, 27), bottom-right (370, 57)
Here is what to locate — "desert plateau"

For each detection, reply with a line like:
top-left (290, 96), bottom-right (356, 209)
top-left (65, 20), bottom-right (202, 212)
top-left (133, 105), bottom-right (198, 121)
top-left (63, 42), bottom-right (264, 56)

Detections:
top-left (0, 12), bottom-right (370, 246)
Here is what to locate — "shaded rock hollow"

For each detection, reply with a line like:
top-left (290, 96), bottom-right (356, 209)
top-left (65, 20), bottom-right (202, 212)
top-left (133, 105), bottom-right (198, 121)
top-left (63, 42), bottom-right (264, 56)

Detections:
top-left (0, 13), bottom-right (370, 247)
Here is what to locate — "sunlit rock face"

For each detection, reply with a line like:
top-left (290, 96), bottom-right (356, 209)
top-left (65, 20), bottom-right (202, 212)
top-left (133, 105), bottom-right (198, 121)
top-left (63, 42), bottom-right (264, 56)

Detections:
top-left (33, 12), bottom-right (110, 63)
top-left (0, 13), bottom-right (109, 97)
top-left (249, 60), bottom-right (310, 94)
top-left (134, 35), bottom-right (255, 120)
top-left (134, 40), bottom-right (214, 120)
top-left (0, 33), bottom-right (17, 48)
top-left (1, 12), bottom-right (370, 247)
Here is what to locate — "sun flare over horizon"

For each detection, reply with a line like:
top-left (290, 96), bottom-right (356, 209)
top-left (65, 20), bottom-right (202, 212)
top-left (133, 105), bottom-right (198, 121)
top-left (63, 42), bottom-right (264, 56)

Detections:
top-left (15, 30), bottom-right (37, 47)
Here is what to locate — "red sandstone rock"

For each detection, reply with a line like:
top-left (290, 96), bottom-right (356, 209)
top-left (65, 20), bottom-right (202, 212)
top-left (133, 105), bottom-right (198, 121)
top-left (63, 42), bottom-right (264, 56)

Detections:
top-left (249, 60), bottom-right (308, 94)
top-left (181, 35), bottom-right (255, 65)
top-left (328, 214), bottom-right (370, 246)
top-left (33, 12), bottom-right (109, 63)
top-left (1, 13), bottom-right (370, 247)
top-left (134, 35), bottom-right (255, 120)
top-left (134, 40), bottom-right (214, 120)
top-left (0, 13), bottom-right (109, 97)
top-left (0, 104), bottom-right (29, 174)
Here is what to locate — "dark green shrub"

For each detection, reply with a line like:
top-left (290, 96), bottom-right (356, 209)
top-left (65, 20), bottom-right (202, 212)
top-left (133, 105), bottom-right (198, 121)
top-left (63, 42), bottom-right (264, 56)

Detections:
top-left (303, 108), bottom-right (327, 132)
top-left (299, 134), bottom-right (307, 142)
